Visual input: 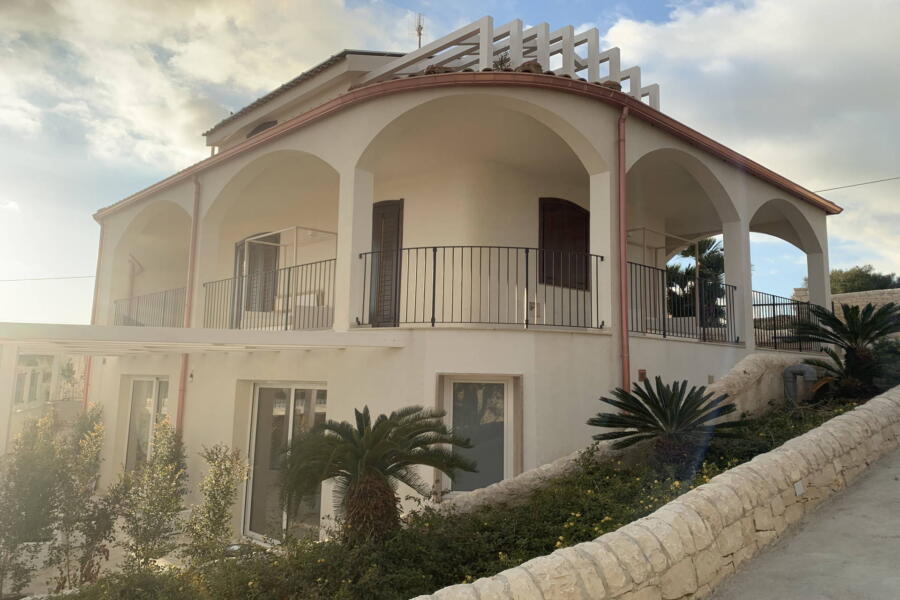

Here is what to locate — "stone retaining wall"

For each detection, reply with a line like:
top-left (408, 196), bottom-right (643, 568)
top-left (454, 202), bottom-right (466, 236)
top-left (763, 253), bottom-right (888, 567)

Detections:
top-left (793, 286), bottom-right (900, 309)
top-left (414, 385), bottom-right (900, 600)
top-left (439, 353), bottom-right (807, 514)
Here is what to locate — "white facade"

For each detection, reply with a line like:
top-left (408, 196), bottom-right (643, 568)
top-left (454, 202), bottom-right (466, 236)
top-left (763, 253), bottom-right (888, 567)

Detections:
top-left (0, 18), bottom-right (841, 540)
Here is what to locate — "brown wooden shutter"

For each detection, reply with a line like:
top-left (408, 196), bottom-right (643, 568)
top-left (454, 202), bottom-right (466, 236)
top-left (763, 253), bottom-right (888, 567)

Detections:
top-left (370, 200), bottom-right (403, 326)
top-left (539, 198), bottom-right (589, 289)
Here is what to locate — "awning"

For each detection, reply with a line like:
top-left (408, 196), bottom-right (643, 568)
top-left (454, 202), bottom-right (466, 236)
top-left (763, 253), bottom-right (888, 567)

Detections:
top-left (0, 322), bottom-right (409, 356)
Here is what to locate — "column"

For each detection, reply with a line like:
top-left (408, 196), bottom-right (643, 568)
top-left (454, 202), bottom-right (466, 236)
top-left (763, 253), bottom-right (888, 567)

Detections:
top-left (333, 167), bottom-right (374, 332)
top-left (806, 251), bottom-right (830, 308)
top-left (722, 219), bottom-right (755, 349)
top-left (0, 344), bottom-right (19, 453)
top-left (589, 172), bottom-right (614, 330)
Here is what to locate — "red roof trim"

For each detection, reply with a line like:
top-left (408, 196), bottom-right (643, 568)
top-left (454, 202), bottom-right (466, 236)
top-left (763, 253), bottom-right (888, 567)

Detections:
top-left (95, 72), bottom-right (842, 221)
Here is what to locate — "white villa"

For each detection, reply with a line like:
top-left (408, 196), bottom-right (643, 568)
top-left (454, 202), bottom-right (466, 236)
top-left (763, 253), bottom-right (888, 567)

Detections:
top-left (0, 18), bottom-right (841, 540)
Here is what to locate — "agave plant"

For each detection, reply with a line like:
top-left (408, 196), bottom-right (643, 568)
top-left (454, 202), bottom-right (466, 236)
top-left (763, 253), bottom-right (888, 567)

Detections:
top-left (280, 405), bottom-right (474, 542)
top-left (587, 377), bottom-right (744, 472)
top-left (799, 302), bottom-right (900, 395)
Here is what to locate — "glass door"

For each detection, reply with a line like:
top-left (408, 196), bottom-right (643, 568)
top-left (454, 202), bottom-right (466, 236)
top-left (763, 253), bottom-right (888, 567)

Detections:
top-left (125, 377), bottom-right (169, 471)
top-left (246, 384), bottom-right (327, 540)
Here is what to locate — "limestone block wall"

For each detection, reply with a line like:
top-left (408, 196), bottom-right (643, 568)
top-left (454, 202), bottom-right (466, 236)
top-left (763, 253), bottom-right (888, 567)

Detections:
top-left (414, 385), bottom-right (900, 600)
top-left (439, 352), bottom-right (807, 514)
top-left (793, 286), bottom-right (900, 310)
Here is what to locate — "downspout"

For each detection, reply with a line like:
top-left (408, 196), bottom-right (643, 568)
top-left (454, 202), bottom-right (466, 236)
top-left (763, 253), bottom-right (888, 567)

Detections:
top-left (175, 175), bottom-right (202, 435)
top-left (617, 107), bottom-right (631, 391)
top-left (83, 223), bottom-right (105, 410)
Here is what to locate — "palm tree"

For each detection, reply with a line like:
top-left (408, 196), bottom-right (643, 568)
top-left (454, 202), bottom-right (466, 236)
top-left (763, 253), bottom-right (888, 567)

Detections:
top-left (667, 237), bottom-right (725, 323)
top-left (280, 405), bottom-right (475, 542)
top-left (800, 302), bottom-right (900, 396)
top-left (587, 377), bottom-right (744, 475)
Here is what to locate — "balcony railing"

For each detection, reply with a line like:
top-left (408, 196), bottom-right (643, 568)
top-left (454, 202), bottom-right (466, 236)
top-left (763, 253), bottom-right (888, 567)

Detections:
top-left (113, 287), bottom-right (186, 327)
top-left (627, 262), bottom-right (739, 343)
top-left (752, 290), bottom-right (824, 352)
top-left (203, 260), bottom-right (335, 331)
top-left (358, 246), bottom-right (605, 329)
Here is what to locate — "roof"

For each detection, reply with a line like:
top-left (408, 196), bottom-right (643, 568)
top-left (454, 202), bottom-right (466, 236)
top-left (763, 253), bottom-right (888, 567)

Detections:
top-left (202, 49), bottom-right (405, 137)
top-left (95, 71), bottom-right (842, 221)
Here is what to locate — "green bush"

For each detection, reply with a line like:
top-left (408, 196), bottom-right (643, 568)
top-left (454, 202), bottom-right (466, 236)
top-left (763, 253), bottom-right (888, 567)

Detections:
top-left (57, 567), bottom-right (196, 600)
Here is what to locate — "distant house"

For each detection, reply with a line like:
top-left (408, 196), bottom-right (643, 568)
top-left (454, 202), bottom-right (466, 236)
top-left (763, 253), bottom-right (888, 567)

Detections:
top-left (0, 17), bottom-right (840, 541)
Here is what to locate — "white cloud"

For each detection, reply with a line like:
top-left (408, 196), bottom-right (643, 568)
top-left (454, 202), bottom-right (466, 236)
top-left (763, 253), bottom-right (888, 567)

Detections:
top-left (604, 0), bottom-right (900, 274)
top-left (0, 199), bottom-right (20, 212)
top-left (0, 0), bottom-right (420, 170)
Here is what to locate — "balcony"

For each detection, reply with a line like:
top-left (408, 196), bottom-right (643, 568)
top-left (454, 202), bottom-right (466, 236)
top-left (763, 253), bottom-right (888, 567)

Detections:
top-left (358, 246), bottom-right (605, 329)
top-left (627, 262), bottom-right (740, 344)
top-left (751, 290), bottom-right (824, 352)
top-left (112, 287), bottom-right (186, 327)
top-left (202, 259), bottom-right (335, 331)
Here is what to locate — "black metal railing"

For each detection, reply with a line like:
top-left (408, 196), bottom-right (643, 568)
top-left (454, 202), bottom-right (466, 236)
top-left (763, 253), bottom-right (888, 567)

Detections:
top-left (627, 262), bottom-right (739, 343)
top-left (358, 246), bottom-right (605, 329)
top-left (113, 287), bottom-right (186, 327)
top-left (203, 259), bottom-right (335, 330)
top-left (752, 290), bottom-right (824, 352)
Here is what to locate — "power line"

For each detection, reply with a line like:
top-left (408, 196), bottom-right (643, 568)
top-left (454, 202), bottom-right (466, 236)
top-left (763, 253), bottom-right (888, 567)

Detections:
top-left (0, 275), bottom-right (95, 282)
top-left (814, 175), bottom-right (900, 193)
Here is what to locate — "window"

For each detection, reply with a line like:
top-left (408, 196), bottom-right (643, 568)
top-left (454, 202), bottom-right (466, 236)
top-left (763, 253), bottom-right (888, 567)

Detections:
top-left (444, 377), bottom-right (514, 492)
top-left (125, 377), bottom-right (169, 471)
top-left (13, 355), bottom-right (54, 407)
top-left (539, 197), bottom-right (590, 289)
top-left (246, 120), bottom-right (278, 138)
top-left (246, 384), bottom-right (327, 540)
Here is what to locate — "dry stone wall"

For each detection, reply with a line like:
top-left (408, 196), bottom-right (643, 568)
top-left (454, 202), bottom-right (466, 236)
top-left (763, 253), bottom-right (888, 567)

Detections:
top-left (793, 287), bottom-right (900, 309)
top-left (413, 385), bottom-right (900, 600)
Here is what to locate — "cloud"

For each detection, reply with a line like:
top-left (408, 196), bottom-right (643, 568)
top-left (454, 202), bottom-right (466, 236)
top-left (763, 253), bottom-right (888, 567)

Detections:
top-left (0, 199), bottom-right (20, 212)
top-left (0, 0), bottom-right (420, 170)
top-left (604, 0), bottom-right (900, 275)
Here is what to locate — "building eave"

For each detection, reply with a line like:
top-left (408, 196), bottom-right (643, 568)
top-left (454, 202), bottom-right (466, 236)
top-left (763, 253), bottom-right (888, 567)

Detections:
top-left (94, 71), bottom-right (842, 222)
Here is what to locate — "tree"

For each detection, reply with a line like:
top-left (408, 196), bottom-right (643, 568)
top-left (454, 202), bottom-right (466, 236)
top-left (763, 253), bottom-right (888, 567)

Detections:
top-left (46, 405), bottom-right (122, 591)
top-left (0, 412), bottom-right (61, 597)
top-left (800, 302), bottom-right (900, 396)
top-left (281, 405), bottom-right (475, 542)
top-left (183, 445), bottom-right (248, 569)
top-left (117, 419), bottom-right (188, 569)
top-left (803, 264), bottom-right (900, 294)
top-left (587, 377), bottom-right (744, 477)
top-left (667, 237), bottom-right (725, 322)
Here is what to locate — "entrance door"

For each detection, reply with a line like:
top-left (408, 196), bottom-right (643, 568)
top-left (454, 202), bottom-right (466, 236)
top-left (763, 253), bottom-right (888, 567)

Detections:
top-left (246, 384), bottom-right (328, 540)
top-left (125, 377), bottom-right (169, 471)
top-left (370, 200), bottom-right (403, 327)
top-left (231, 232), bottom-right (280, 327)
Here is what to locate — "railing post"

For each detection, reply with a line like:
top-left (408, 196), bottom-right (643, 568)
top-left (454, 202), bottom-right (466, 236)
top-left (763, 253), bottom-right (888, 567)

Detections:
top-left (661, 267), bottom-right (667, 339)
top-left (524, 248), bottom-right (530, 329)
top-left (430, 247), bottom-right (437, 327)
top-left (772, 297), bottom-right (778, 350)
top-left (284, 267), bottom-right (292, 331)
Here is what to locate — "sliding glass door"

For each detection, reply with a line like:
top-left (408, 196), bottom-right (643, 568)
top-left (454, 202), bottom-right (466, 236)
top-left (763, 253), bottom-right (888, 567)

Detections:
top-left (125, 377), bottom-right (169, 471)
top-left (246, 384), bottom-right (327, 540)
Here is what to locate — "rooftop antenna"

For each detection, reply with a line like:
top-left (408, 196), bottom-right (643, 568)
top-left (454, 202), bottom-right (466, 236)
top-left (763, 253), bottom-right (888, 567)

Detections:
top-left (415, 13), bottom-right (424, 49)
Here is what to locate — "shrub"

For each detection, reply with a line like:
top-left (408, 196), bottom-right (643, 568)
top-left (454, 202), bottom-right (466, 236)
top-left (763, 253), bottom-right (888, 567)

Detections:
top-left (117, 419), bottom-right (187, 570)
top-left (587, 377), bottom-right (744, 476)
top-left (53, 566), bottom-right (196, 600)
top-left (0, 412), bottom-right (61, 597)
top-left (182, 444), bottom-right (248, 569)
top-left (281, 406), bottom-right (474, 543)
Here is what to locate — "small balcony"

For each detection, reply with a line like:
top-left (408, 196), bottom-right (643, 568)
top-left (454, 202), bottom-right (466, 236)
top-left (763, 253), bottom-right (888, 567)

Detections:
top-left (357, 246), bottom-right (605, 329)
top-left (202, 259), bottom-right (336, 331)
top-left (627, 262), bottom-right (740, 344)
top-left (112, 287), bottom-right (186, 328)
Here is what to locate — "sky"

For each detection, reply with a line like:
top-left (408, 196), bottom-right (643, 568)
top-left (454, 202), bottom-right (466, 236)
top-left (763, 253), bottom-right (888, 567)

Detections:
top-left (0, 0), bottom-right (898, 323)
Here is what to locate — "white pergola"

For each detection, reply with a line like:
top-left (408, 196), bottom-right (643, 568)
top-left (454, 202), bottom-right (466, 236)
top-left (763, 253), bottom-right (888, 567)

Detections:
top-left (358, 16), bottom-right (660, 109)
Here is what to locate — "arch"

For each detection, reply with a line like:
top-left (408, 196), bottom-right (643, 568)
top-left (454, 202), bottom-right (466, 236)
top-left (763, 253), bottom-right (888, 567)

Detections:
top-left (749, 197), bottom-right (823, 254)
top-left (201, 149), bottom-right (341, 282)
top-left (109, 200), bottom-right (192, 313)
top-left (356, 93), bottom-right (608, 176)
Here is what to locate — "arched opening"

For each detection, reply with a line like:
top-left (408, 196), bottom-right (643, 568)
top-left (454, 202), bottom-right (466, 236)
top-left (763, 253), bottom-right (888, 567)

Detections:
top-left (354, 94), bottom-right (601, 329)
top-left (201, 150), bottom-right (340, 330)
top-left (109, 201), bottom-right (191, 326)
top-left (625, 148), bottom-right (740, 343)
top-left (749, 198), bottom-right (826, 351)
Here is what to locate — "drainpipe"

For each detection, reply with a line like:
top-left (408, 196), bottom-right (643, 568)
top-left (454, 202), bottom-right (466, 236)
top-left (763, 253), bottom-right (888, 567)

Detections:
top-left (83, 223), bottom-right (105, 410)
top-left (617, 107), bottom-right (631, 391)
top-left (175, 175), bottom-right (202, 435)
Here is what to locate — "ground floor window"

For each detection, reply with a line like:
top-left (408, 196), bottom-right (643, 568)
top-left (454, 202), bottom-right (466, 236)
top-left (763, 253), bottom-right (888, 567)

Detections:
top-left (246, 383), bottom-right (327, 540)
top-left (125, 377), bottom-right (170, 471)
top-left (443, 376), bottom-right (514, 492)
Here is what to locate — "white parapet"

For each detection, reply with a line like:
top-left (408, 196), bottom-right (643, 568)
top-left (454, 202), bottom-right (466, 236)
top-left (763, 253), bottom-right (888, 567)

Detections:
top-left (357, 16), bottom-right (661, 110)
